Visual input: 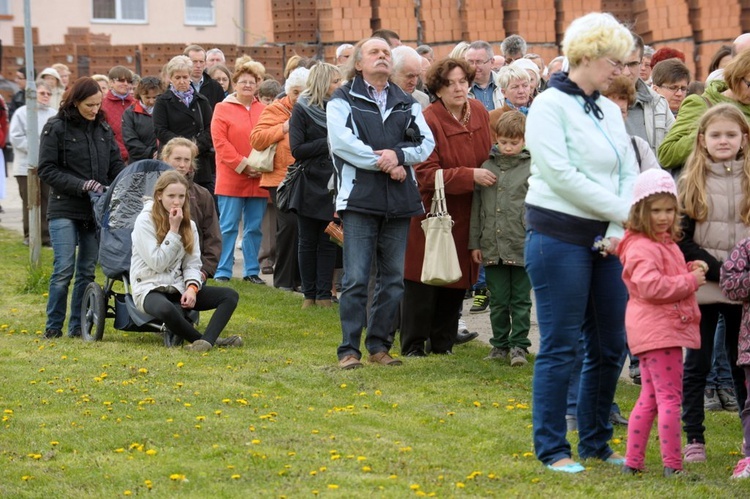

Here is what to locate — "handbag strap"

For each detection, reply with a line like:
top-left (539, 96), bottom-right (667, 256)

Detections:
top-left (429, 169), bottom-right (448, 216)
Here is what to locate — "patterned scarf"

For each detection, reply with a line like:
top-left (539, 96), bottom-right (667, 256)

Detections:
top-left (171, 85), bottom-right (194, 107)
top-left (505, 101), bottom-right (529, 115)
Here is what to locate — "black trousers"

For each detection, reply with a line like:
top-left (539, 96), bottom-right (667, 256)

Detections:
top-left (268, 187), bottom-right (300, 289)
top-left (143, 286), bottom-right (239, 344)
top-left (682, 303), bottom-right (745, 443)
top-left (400, 279), bottom-right (464, 355)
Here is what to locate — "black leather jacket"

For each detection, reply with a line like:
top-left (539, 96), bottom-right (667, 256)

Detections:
top-left (38, 111), bottom-right (125, 221)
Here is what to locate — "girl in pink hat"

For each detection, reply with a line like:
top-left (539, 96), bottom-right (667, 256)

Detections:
top-left (618, 168), bottom-right (706, 476)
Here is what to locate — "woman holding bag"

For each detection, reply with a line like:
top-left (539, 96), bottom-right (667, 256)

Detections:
top-left (400, 58), bottom-right (493, 357)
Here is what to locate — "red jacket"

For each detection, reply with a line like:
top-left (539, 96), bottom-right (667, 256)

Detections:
top-left (211, 94), bottom-right (268, 198)
top-left (101, 91), bottom-right (135, 162)
top-left (619, 230), bottom-right (701, 356)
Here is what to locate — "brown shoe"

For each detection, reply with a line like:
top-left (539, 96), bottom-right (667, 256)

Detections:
top-left (302, 299), bottom-right (315, 309)
top-left (338, 355), bottom-right (363, 370)
top-left (316, 299), bottom-right (332, 308)
top-left (368, 351), bottom-right (403, 366)
top-left (215, 335), bottom-right (243, 347)
top-left (185, 339), bottom-right (212, 352)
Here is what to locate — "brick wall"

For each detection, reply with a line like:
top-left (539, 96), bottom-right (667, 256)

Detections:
top-left (2, 1), bottom-right (743, 83)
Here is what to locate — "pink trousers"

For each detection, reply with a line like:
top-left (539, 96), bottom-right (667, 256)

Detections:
top-left (625, 347), bottom-right (684, 471)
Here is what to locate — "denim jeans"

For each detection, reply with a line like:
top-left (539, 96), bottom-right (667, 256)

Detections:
top-left (706, 314), bottom-right (734, 389)
top-left (473, 263), bottom-right (486, 290)
top-left (567, 333), bottom-right (623, 418)
top-left (525, 230), bottom-right (627, 465)
top-left (216, 196), bottom-right (266, 279)
top-left (297, 214), bottom-right (338, 300)
top-left (46, 218), bottom-right (99, 335)
top-left (337, 211), bottom-right (410, 360)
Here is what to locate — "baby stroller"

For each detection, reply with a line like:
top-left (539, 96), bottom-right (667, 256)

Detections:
top-left (80, 159), bottom-right (197, 346)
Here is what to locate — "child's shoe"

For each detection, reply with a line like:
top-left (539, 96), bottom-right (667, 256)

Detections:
top-left (731, 457), bottom-right (750, 479)
top-left (470, 288), bottom-right (489, 313)
top-left (718, 388), bottom-right (739, 412)
top-left (663, 467), bottom-right (684, 477)
top-left (485, 347), bottom-right (508, 360)
top-left (683, 440), bottom-right (706, 463)
top-left (509, 347), bottom-right (528, 366)
top-left (704, 388), bottom-right (722, 411)
top-left (621, 465), bottom-right (642, 475)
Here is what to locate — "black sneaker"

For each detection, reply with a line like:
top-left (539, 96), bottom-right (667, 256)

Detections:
top-left (704, 388), bottom-right (723, 411)
top-left (470, 289), bottom-right (489, 313)
top-left (214, 276), bottom-right (230, 282)
top-left (609, 411), bottom-right (629, 426)
top-left (44, 329), bottom-right (63, 339)
top-left (718, 388), bottom-right (740, 412)
top-left (629, 365), bottom-right (641, 385)
top-left (69, 328), bottom-right (82, 338)
top-left (243, 275), bottom-right (266, 285)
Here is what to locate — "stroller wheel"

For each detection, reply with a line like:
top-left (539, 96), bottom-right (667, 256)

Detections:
top-left (81, 282), bottom-right (106, 341)
top-left (163, 329), bottom-right (184, 348)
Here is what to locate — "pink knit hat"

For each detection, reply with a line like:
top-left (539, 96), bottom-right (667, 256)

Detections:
top-left (631, 168), bottom-right (678, 206)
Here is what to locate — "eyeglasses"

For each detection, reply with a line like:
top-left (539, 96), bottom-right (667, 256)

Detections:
top-left (624, 60), bottom-right (641, 70)
top-left (660, 84), bottom-right (688, 94)
top-left (604, 58), bottom-right (625, 71)
top-left (236, 80), bottom-right (257, 87)
top-left (466, 58), bottom-right (491, 67)
top-left (114, 78), bottom-right (132, 83)
top-left (37, 91), bottom-right (51, 97)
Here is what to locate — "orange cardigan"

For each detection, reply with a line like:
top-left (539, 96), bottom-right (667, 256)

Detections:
top-left (249, 95), bottom-right (295, 188)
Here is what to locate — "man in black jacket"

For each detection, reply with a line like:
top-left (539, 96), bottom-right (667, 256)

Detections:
top-left (183, 44), bottom-right (225, 109)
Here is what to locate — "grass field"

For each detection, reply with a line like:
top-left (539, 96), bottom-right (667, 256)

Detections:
top-left (0, 228), bottom-right (747, 497)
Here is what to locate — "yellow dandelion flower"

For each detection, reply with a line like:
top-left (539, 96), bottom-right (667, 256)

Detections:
top-left (388, 474), bottom-right (398, 479)
top-left (184, 403), bottom-right (192, 408)
top-left (251, 439), bottom-right (261, 445)
top-left (196, 415), bottom-right (206, 421)
top-left (146, 449), bottom-right (157, 456)
top-left (319, 466), bottom-right (327, 472)
top-left (340, 384), bottom-right (347, 389)
top-left (144, 480), bottom-right (152, 489)
top-left (222, 398), bottom-right (231, 404)
top-left (531, 477), bottom-right (541, 484)
top-left (357, 456), bottom-right (366, 461)
top-left (114, 448), bottom-right (125, 453)
top-left (231, 474), bottom-right (241, 479)
top-left (288, 451), bottom-right (296, 456)
top-left (612, 438), bottom-right (622, 445)
top-left (310, 470), bottom-right (317, 476)
top-left (473, 401), bottom-right (481, 407)
top-left (3, 409), bottom-right (13, 414)
top-left (410, 484), bottom-right (420, 490)
top-left (416, 492), bottom-right (427, 497)
top-left (523, 452), bottom-right (534, 458)
top-left (138, 368), bottom-right (148, 374)
top-left (21, 475), bottom-right (34, 481)
top-left (456, 482), bottom-right (465, 488)
top-left (327, 484), bottom-right (339, 490)
top-left (447, 411), bottom-right (455, 416)
top-left (123, 491), bottom-right (132, 496)
top-left (362, 466), bottom-right (372, 472)
top-left (311, 429), bottom-right (319, 434)
top-left (50, 441), bottom-right (59, 446)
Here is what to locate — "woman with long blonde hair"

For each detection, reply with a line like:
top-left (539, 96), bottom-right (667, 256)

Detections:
top-left (131, 170), bottom-right (240, 351)
top-left (677, 103), bottom-right (750, 463)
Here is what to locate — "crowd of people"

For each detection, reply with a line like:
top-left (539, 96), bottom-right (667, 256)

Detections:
top-left (7, 11), bottom-right (750, 479)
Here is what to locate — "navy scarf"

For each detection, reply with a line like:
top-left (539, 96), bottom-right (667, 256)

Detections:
top-left (547, 72), bottom-right (604, 120)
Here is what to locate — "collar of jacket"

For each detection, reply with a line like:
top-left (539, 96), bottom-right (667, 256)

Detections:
top-left (346, 75), bottom-right (413, 110)
top-left (635, 78), bottom-right (654, 105)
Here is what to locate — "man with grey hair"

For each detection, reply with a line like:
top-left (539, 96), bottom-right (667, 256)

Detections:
top-left (327, 37), bottom-right (435, 369)
top-left (391, 46), bottom-right (429, 109)
top-left (206, 48), bottom-right (225, 69)
top-left (416, 44), bottom-right (434, 63)
top-left (465, 40), bottom-right (504, 111)
top-left (336, 43), bottom-right (353, 65)
top-left (501, 34), bottom-right (527, 64)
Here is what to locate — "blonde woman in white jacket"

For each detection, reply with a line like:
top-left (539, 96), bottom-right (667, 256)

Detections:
top-left (131, 170), bottom-right (240, 351)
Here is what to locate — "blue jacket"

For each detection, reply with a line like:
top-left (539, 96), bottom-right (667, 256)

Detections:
top-left (327, 76), bottom-right (435, 217)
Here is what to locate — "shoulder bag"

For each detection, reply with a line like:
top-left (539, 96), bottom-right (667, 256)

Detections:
top-left (420, 169), bottom-right (462, 286)
top-left (248, 143), bottom-right (277, 173)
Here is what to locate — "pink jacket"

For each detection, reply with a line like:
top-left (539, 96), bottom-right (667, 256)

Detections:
top-left (619, 230), bottom-right (701, 356)
top-left (720, 237), bottom-right (750, 366)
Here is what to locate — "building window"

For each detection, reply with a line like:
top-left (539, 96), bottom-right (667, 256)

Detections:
top-left (185, 0), bottom-right (214, 26)
top-left (0, 0), bottom-right (10, 15)
top-left (92, 0), bottom-right (146, 23)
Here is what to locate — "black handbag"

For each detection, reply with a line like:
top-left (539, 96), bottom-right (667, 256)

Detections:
top-left (276, 162), bottom-right (304, 213)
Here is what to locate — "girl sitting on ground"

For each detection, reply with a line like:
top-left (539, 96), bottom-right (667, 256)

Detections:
top-left (130, 170), bottom-right (240, 351)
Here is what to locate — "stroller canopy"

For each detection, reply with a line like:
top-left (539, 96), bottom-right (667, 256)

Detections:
top-left (94, 159), bottom-right (172, 278)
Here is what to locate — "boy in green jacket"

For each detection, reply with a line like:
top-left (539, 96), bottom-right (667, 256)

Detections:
top-left (469, 111), bottom-right (532, 366)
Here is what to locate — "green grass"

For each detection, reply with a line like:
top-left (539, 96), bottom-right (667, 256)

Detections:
top-left (0, 227), bottom-right (747, 497)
